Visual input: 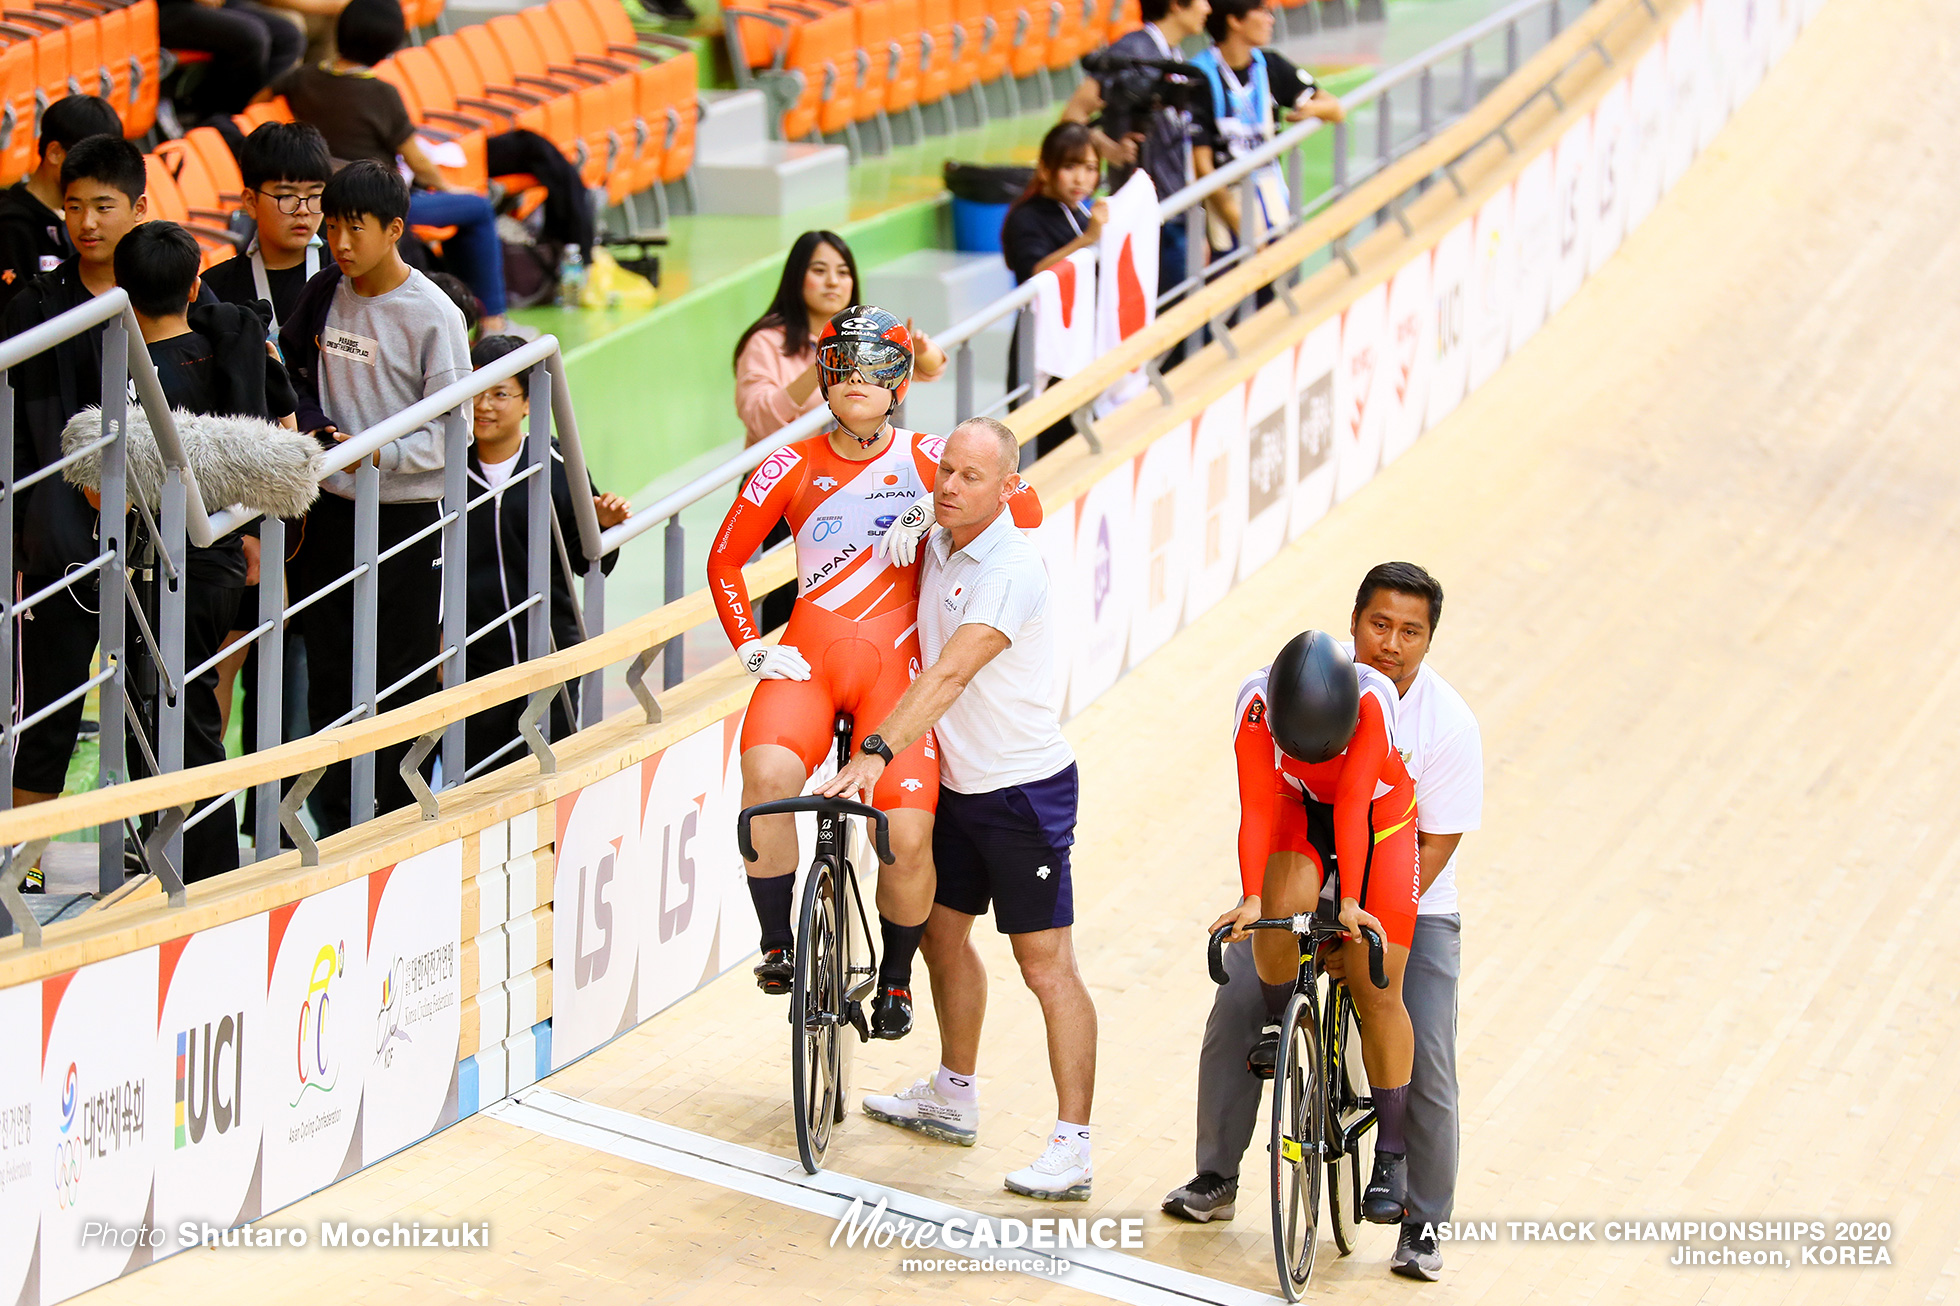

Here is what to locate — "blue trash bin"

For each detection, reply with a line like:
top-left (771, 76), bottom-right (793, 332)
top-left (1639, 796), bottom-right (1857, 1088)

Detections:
top-left (944, 162), bottom-right (1034, 254)
top-left (952, 198), bottom-right (1011, 253)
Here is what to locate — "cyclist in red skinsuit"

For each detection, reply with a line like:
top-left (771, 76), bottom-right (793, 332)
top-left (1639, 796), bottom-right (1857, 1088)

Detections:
top-left (712, 305), bottom-right (1041, 1039)
top-left (1212, 631), bottom-right (1420, 1226)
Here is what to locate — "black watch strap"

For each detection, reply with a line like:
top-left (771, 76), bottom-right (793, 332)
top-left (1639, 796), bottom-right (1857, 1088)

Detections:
top-left (861, 734), bottom-right (894, 764)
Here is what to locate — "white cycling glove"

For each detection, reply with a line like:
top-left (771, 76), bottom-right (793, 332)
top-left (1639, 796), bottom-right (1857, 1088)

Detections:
top-left (879, 494), bottom-right (935, 567)
top-left (738, 639), bottom-right (812, 681)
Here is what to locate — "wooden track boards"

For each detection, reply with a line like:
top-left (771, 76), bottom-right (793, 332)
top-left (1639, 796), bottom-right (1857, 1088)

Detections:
top-left (81, 0), bottom-right (1958, 1300)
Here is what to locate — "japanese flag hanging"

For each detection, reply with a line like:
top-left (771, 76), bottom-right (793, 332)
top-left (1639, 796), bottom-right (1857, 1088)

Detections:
top-left (1033, 247), bottom-right (1096, 390)
top-left (1094, 170), bottom-right (1160, 417)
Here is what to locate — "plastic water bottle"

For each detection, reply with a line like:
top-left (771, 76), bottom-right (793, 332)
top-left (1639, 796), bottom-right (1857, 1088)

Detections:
top-left (558, 246), bottom-right (586, 309)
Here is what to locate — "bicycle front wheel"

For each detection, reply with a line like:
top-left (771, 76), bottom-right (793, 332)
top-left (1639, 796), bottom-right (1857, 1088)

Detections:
top-left (1269, 992), bottom-right (1323, 1301)
top-left (790, 859), bottom-right (842, 1175)
top-left (1324, 982), bottom-right (1373, 1256)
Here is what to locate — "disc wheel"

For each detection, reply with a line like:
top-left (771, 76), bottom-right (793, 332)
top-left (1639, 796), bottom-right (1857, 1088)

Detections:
top-left (790, 859), bottom-right (843, 1174)
top-left (1269, 992), bottom-right (1323, 1301)
top-left (1324, 982), bottom-right (1374, 1255)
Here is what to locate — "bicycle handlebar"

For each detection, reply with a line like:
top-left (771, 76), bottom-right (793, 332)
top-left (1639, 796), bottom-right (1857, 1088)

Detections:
top-left (1207, 919), bottom-right (1388, 989)
top-left (737, 796), bottom-right (896, 866)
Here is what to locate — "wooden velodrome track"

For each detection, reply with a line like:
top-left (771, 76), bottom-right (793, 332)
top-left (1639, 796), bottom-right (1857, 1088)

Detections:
top-left (88, 1), bottom-right (1956, 1301)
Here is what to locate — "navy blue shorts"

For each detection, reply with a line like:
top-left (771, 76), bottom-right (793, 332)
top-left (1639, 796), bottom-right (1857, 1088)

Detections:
top-left (933, 764), bottom-right (1078, 934)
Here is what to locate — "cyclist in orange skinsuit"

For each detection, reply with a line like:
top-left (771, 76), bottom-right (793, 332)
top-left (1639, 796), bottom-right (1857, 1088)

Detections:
top-left (710, 305), bottom-right (1041, 1040)
top-left (1212, 630), bottom-right (1420, 1227)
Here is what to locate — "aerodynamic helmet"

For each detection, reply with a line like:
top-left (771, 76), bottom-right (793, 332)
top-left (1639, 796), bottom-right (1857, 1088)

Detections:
top-left (1264, 630), bottom-right (1361, 764)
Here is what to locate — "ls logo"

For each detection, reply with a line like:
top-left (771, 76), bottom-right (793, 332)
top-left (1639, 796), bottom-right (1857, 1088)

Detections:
top-left (574, 838), bottom-right (621, 987)
top-left (656, 805), bottom-right (701, 943)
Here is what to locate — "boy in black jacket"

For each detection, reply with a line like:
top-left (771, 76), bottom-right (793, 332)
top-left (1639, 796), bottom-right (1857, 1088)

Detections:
top-left (0, 95), bottom-right (122, 312)
top-left (5, 136), bottom-right (150, 867)
top-left (112, 221), bottom-right (298, 881)
top-left (461, 335), bottom-right (626, 771)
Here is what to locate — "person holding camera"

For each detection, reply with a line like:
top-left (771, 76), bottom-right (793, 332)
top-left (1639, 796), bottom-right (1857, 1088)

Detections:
top-left (1191, 0), bottom-right (1344, 267)
top-left (1060, 0), bottom-right (1215, 313)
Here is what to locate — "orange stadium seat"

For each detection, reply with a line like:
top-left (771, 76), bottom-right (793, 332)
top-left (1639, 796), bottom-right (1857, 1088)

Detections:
top-left (997, 0), bottom-right (1047, 82)
top-left (234, 94), bottom-right (291, 131)
top-left (881, 0), bottom-right (920, 121)
top-left (4, 10), bottom-right (73, 117)
top-left (142, 151), bottom-right (242, 268)
top-left (721, 0), bottom-right (856, 143)
top-left (36, 4), bottom-right (109, 98)
top-left (118, 0), bottom-right (158, 135)
top-left (152, 130), bottom-right (237, 220)
top-left (947, 0), bottom-right (991, 100)
top-left (372, 54), bottom-right (489, 191)
top-left (0, 26), bottom-right (36, 184)
top-left (573, 0), bottom-right (697, 189)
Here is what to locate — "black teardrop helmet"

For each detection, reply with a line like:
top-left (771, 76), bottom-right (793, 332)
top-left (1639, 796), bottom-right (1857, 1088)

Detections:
top-left (1265, 630), bottom-right (1360, 764)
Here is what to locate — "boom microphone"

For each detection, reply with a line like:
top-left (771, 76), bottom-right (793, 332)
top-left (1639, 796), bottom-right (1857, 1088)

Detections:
top-left (60, 405), bottom-right (324, 520)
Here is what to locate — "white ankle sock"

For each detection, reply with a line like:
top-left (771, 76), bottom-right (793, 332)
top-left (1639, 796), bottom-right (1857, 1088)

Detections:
top-left (1055, 1120), bottom-right (1091, 1163)
top-left (935, 1065), bottom-right (978, 1102)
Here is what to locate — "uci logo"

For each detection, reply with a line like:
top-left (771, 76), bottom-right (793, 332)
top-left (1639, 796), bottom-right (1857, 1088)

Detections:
top-left (812, 516), bottom-right (844, 542)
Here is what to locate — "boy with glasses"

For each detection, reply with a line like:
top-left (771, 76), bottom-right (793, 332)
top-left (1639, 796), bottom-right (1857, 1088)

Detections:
top-left (202, 122), bottom-right (333, 333)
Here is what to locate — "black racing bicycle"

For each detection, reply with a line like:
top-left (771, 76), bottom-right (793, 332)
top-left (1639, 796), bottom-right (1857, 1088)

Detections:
top-left (737, 712), bottom-right (891, 1175)
top-left (1208, 902), bottom-right (1387, 1301)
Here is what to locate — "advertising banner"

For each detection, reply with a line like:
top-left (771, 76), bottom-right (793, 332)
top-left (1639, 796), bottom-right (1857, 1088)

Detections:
top-left (1549, 113), bottom-right (1595, 315)
top-left (361, 846), bottom-right (463, 1164)
top-left (1588, 79), bottom-right (1631, 273)
top-left (1241, 353), bottom-right (1295, 577)
top-left (1381, 251), bottom-right (1433, 469)
top-left (1664, 2), bottom-right (1702, 190)
top-left (1424, 219), bottom-right (1473, 434)
top-left (152, 913), bottom-right (268, 1238)
top-left (41, 948), bottom-right (158, 1302)
top-left (1507, 152), bottom-right (1555, 356)
top-left (552, 766), bottom-right (644, 1069)
top-left (1290, 318), bottom-right (1340, 540)
top-left (1067, 461), bottom-right (1136, 717)
top-left (1127, 419), bottom-right (1194, 666)
top-left (1467, 182), bottom-right (1515, 391)
top-left (1183, 385), bottom-right (1248, 625)
top-left (1334, 282), bottom-right (1388, 503)
top-left (258, 880), bottom-right (367, 1214)
top-left (1032, 511), bottom-right (1080, 723)
top-left (1698, 0), bottom-right (1733, 151)
top-left (637, 724), bottom-right (740, 1020)
top-left (0, 983), bottom-right (38, 1306)
top-left (1626, 38), bottom-right (1670, 235)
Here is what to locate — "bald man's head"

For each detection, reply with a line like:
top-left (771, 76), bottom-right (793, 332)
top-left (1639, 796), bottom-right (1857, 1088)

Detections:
top-left (934, 417), bottom-right (1021, 539)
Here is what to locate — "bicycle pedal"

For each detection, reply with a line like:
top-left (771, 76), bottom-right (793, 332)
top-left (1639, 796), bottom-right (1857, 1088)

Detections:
top-left (844, 999), bottom-right (870, 1042)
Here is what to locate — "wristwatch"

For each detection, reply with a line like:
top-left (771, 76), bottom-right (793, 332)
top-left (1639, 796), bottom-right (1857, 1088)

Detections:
top-left (860, 734), bottom-right (894, 764)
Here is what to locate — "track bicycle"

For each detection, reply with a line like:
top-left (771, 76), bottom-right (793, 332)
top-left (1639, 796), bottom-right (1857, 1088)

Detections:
top-left (1208, 904), bottom-right (1387, 1301)
top-left (736, 712), bottom-right (891, 1175)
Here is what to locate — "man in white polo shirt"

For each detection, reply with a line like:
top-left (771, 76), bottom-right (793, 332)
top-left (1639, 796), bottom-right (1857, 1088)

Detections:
top-left (1163, 562), bottom-right (1482, 1281)
top-left (819, 416), bottom-right (1097, 1202)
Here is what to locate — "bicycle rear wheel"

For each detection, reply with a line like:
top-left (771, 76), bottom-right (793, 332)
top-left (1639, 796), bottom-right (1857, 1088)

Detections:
top-left (790, 859), bottom-right (843, 1174)
top-left (1269, 992), bottom-right (1323, 1301)
top-left (1323, 982), bottom-right (1374, 1255)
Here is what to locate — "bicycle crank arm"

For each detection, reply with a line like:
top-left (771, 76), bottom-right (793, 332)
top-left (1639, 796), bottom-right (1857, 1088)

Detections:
top-left (844, 999), bottom-right (871, 1042)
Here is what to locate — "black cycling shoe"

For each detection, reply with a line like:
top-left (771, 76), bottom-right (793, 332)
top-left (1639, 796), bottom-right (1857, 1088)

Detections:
top-left (1363, 1149), bottom-right (1407, 1224)
top-left (870, 984), bottom-right (914, 1039)
top-left (753, 946), bottom-right (794, 994)
top-left (1247, 1020), bottom-right (1280, 1079)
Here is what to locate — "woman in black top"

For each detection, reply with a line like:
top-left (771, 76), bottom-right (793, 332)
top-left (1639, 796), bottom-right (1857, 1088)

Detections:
top-left (1002, 122), bottom-right (1108, 459)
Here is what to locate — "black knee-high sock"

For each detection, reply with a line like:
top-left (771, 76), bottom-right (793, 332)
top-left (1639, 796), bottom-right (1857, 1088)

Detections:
top-left (747, 875), bottom-right (796, 951)
top-left (1260, 980), bottom-right (1293, 1021)
top-left (878, 916), bottom-right (926, 989)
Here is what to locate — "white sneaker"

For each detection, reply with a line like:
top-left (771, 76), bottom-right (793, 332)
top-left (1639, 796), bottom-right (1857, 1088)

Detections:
top-left (862, 1077), bottom-right (979, 1146)
top-left (1004, 1133), bottom-right (1092, 1201)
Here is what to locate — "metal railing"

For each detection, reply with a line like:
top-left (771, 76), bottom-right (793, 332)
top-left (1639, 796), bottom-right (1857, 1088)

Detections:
top-left (1, 298), bottom-right (605, 927)
top-left (598, 0), bottom-right (1585, 687)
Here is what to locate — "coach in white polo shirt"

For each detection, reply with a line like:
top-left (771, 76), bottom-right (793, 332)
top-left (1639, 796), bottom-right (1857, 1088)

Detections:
top-left (1162, 562), bottom-right (1482, 1283)
top-left (819, 416), bottom-right (1097, 1203)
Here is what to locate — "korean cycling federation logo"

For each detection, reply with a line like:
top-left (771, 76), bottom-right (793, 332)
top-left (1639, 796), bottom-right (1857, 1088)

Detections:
top-left (742, 447), bottom-right (803, 506)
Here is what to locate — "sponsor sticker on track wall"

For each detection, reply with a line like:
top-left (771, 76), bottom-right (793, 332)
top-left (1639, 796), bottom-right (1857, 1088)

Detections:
top-left (1240, 354), bottom-right (1295, 579)
top-left (1664, 2), bottom-right (1703, 189)
top-left (553, 766), bottom-right (644, 1069)
top-left (1698, 0), bottom-right (1733, 152)
top-left (1550, 113), bottom-right (1595, 315)
top-left (1508, 152), bottom-right (1556, 355)
top-left (1067, 463), bottom-right (1135, 718)
top-left (1032, 511), bottom-right (1080, 724)
top-left (152, 913), bottom-right (268, 1240)
top-left (1183, 385), bottom-right (1248, 625)
top-left (1424, 221), bottom-right (1473, 434)
top-left (1126, 420), bottom-right (1193, 668)
top-left (362, 846), bottom-right (463, 1163)
top-left (1626, 38), bottom-right (1671, 234)
top-left (1, 983), bottom-right (39, 1305)
top-left (1589, 79), bottom-right (1632, 273)
top-left (1335, 283), bottom-right (1389, 503)
top-left (1468, 182), bottom-right (1515, 391)
top-left (638, 725), bottom-right (739, 1020)
top-left (1382, 250), bottom-right (1434, 470)
top-left (1290, 317), bottom-right (1340, 539)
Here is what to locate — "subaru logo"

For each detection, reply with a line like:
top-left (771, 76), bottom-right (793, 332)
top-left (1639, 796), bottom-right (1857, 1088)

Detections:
top-left (874, 514), bottom-right (897, 529)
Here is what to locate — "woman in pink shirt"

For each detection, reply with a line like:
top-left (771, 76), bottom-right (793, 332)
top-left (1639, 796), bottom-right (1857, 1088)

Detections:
top-left (732, 229), bottom-right (949, 629)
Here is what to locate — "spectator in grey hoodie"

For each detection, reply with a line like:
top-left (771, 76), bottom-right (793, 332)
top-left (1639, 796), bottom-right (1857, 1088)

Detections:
top-left (281, 160), bottom-right (472, 834)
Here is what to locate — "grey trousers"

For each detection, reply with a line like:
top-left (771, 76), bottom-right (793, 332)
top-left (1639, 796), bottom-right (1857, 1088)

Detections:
top-left (1193, 914), bottom-right (1461, 1226)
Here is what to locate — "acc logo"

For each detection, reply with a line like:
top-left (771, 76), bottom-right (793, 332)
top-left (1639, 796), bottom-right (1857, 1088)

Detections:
top-left (899, 779), bottom-right (923, 792)
top-left (812, 515), bottom-right (844, 541)
top-left (742, 447), bottom-right (802, 506)
top-left (813, 476), bottom-right (838, 491)
top-left (874, 514), bottom-right (898, 530)
top-left (294, 941), bottom-right (346, 1105)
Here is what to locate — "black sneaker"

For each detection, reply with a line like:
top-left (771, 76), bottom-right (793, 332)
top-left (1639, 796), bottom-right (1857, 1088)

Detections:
top-left (1162, 1171), bottom-right (1237, 1222)
top-left (1247, 1020), bottom-right (1280, 1079)
top-left (753, 946), bottom-right (794, 994)
top-left (1391, 1222), bottom-right (1441, 1280)
top-left (18, 861), bottom-right (43, 894)
top-left (1363, 1150), bottom-right (1407, 1224)
top-left (870, 984), bottom-right (913, 1039)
